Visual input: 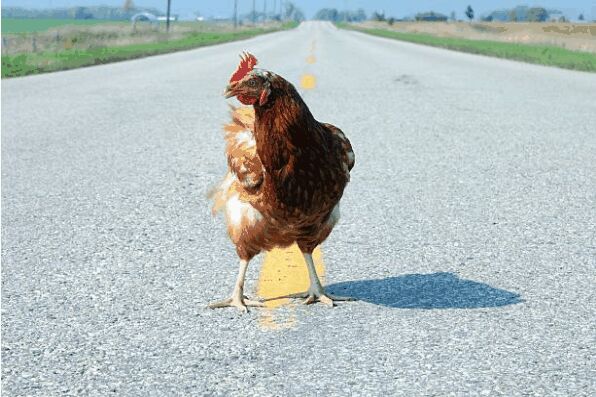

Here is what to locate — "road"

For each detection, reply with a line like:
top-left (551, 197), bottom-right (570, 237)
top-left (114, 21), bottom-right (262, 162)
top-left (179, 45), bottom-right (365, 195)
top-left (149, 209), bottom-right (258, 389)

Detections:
top-left (2, 21), bottom-right (595, 396)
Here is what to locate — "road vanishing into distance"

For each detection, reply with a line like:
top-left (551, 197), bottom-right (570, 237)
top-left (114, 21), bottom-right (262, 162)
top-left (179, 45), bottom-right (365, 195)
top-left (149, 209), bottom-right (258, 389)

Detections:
top-left (2, 21), bottom-right (595, 396)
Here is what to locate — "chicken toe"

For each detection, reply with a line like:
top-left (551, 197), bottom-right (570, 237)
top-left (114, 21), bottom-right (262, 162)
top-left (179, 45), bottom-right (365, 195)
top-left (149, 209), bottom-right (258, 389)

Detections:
top-left (208, 296), bottom-right (264, 312)
top-left (289, 290), bottom-right (354, 307)
top-left (285, 252), bottom-right (356, 307)
top-left (207, 259), bottom-right (264, 312)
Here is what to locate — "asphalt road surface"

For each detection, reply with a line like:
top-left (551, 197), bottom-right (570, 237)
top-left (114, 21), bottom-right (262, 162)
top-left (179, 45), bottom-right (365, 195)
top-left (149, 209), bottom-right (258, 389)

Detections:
top-left (2, 21), bottom-right (595, 396)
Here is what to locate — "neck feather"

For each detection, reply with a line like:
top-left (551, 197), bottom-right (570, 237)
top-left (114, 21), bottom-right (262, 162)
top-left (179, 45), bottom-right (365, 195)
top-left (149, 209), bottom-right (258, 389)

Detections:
top-left (252, 78), bottom-right (319, 171)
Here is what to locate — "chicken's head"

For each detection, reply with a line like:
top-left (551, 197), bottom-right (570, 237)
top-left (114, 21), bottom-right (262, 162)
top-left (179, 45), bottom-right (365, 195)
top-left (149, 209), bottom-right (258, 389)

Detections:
top-left (224, 52), bottom-right (272, 106)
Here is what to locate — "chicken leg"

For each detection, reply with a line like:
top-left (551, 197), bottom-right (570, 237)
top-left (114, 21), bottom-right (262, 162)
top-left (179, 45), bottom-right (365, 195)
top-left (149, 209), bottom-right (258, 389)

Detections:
top-left (287, 253), bottom-right (355, 307)
top-left (208, 259), bottom-right (264, 312)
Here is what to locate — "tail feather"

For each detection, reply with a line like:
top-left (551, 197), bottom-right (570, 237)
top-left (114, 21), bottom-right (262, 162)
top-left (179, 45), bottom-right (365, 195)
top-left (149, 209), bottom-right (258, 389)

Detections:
top-left (208, 172), bottom-right (235, 215)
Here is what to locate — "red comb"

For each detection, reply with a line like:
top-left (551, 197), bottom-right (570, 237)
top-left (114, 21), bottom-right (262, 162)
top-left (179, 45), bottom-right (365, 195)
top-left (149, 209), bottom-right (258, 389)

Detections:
top-left (229, 51), bottom-right (258, 83)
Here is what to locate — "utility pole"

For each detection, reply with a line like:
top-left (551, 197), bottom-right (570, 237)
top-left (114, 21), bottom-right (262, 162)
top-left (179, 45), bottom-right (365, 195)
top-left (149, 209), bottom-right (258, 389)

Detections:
top-left (166, 0), bottom-right (171, 32)
top-left (233, 0), bottom-right (238, 29)
top-left (252, 0), bottom-right (256, 24)
top-left (344, 0), bottom-right (348, 22)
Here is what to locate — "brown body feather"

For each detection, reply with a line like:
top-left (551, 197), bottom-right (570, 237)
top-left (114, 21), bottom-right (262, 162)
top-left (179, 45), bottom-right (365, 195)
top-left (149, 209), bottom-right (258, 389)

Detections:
top-left (212, 76), bottom-right (354, 260)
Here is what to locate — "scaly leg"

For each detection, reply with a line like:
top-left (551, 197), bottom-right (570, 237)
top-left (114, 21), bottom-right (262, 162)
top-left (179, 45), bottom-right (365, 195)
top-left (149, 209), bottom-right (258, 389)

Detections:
top-left (287, 252), bottom-right (355, 307)
top-left (208, 259), bottom-right (264, 313)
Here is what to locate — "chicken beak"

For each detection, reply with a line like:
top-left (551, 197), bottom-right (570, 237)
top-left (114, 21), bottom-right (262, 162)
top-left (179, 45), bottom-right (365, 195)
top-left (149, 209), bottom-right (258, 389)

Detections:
top-left (224, 83), bottom-right (237, 99)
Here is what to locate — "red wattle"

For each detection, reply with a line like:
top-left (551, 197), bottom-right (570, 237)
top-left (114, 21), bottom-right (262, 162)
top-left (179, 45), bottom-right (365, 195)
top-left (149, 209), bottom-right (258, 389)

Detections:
top-left (238, 95), bottom-right (257, 105)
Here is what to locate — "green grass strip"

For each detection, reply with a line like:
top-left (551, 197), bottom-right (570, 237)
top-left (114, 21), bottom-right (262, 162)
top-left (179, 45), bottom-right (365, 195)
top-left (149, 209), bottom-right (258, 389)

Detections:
top-left (338, 23), bottom-right (596, 72)
top-left (2, 22), bottom-right (298, 78)
top-left (1, 18), bottom-right (126, 33)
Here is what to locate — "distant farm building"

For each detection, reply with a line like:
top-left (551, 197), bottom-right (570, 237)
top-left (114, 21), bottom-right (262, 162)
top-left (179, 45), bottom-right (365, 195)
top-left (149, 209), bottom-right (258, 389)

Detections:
top-left (130, 12), bottom-right (157, 22)
top-left (157, 15), bottom-right (178, 22)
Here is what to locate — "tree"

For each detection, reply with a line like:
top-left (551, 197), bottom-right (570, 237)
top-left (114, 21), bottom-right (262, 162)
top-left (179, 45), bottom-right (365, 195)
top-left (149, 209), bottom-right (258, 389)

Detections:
top-left (578, 13), bottom-right (584, 21)
top-left (371, 11), bottom-right (386, 21)
top-left (355, 9), bottom-right (367, 22)
top-left (283, 2), bottom-right (304, 22)
top-left (527, 7), bottom-right (548, 22)
top-left (509, 6), bottom-right (529, 21)
top-left (450, 11), bottom-right (456, 21)
top-left (314, 8), bottom-right (339, 21)
top-left (415, 11), bottom-right (448, 22)
top-left (122, 0), bottom-right (134, 12)
top-left (314, 7), bottom-right (366, 22)
top-left (72, 6), bottom-right (92, 19)
top-left (465, 5), bottom-right (474, 21)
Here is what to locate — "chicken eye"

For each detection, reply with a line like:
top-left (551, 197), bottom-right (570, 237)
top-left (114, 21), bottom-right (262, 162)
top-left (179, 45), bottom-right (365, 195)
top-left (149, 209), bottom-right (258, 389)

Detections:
top-left (248, 80), bottom-right (257, 87)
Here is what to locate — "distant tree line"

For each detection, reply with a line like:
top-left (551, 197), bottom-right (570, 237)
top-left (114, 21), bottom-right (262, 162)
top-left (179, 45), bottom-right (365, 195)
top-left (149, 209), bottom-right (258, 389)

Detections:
top-left (314, 8), bottom-right (367, 22)
top-left (319, 4), bottom-right (584, 24)
top-left (2, 6), bottom-right (161, 20)
top-left (281, 2), bottom-right (305, 22)
top-left (482, 6), bottom-right (564, 22)
top-left (241, 1), bottom-right (304, 24)
top-left (415, 11), bottom-right (448, 22)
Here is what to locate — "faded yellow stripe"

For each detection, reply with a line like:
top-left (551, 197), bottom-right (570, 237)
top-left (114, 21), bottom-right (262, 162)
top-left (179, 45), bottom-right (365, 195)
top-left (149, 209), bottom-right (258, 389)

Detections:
top-left (257, 243), bottom-right (325, 329)
top-left (300, 74), bottom-right (316, 89)
top-left (306, 55), bottom-right (316, 64)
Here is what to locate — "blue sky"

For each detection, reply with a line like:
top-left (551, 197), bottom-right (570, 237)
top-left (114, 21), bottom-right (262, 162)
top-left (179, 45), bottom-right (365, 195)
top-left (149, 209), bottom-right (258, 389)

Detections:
top-left (3, 1), bottom-right (595, 19)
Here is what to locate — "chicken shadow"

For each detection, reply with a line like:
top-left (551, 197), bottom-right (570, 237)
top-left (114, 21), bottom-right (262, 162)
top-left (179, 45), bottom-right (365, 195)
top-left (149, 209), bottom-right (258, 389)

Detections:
top-left (326, 272), bottom-right (521, 309)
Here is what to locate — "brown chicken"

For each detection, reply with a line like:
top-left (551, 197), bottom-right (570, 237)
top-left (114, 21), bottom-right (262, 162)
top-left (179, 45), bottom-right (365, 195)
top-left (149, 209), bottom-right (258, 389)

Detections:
top-left (209, 52), bottom-right (355, 312)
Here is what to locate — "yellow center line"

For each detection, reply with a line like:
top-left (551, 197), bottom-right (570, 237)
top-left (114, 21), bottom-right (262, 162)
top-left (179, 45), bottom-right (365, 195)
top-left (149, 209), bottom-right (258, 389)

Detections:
top-left (306, 54), bottom-right (316, 64)
top-left (256, 244), bottom-right (325, 330)
top-left (300, 74), bottom-right (316, 89)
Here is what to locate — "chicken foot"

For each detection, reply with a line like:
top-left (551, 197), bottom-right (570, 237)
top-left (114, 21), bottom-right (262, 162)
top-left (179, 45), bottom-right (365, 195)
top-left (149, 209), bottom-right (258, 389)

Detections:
top-left (208, 259), bottom-right (264, 313)
top-left (287, 253), bottom-right (355, 307)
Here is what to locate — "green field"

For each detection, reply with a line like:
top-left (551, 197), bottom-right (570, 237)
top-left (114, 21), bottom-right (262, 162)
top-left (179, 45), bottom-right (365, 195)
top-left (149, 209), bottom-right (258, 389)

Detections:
top-left (2, 22), bottom-right (298, 78)
top-left (339, 23), bottom-right (596, 72)
top-left (1, 18), bottom-right (124, 33)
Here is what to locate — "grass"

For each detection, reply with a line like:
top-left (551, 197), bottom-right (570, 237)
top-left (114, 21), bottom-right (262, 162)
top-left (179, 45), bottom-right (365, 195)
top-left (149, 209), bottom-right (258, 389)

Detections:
top-left (339, 23), bottom-right (596, 72)
top-left (2, 22), bottom-right (298, 78)
top-left (1, 18), bottom-right (124, 33)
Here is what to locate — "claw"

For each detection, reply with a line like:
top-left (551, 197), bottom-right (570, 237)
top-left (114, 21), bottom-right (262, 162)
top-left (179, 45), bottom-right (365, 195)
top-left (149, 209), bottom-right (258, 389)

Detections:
top-left (292, 289), bottom-right (355, 307)
top-left (208, 295), bottom-right (264, 312)
top-left (243, 295), bottom-right (264, 303)
top-left (287, 291), bottom-right (309, 299)
top-left (208, 298), bottom-right (233, 309)
top-left (244, 299), bottom-right (265, 307)
top-left (327, 294), bottom-right (356, 302)
top-left (318, 295), bottom-right (334, 307)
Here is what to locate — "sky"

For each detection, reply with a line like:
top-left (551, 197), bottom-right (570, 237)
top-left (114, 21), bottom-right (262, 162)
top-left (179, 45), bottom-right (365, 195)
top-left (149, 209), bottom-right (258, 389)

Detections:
top-left (3, 1), bottom-right (595, 20)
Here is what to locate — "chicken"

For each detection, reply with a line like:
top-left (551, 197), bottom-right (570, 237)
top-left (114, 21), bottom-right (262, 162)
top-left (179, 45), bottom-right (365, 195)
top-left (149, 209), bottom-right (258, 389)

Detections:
top-left (208, 52), bottom-right (355, 312)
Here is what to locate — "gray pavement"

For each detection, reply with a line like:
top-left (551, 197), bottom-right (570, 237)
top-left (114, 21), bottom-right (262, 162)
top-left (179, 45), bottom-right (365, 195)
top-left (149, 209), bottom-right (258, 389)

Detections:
top-left (2, 21), bottom-right (595, 396)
